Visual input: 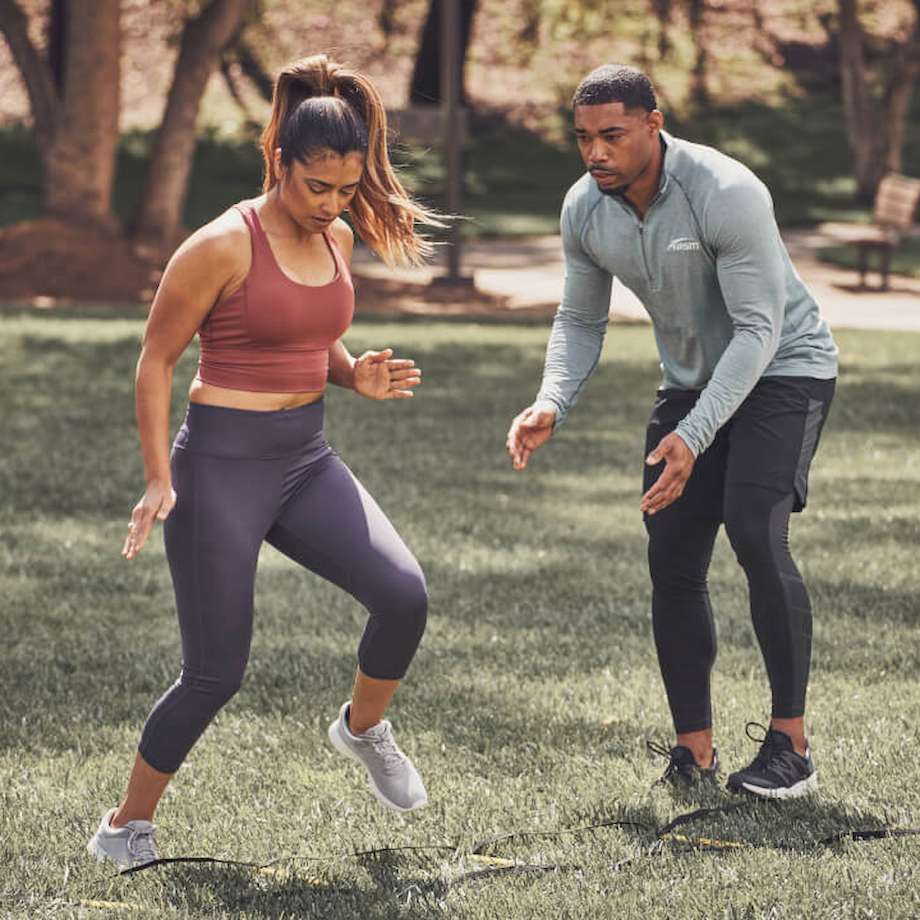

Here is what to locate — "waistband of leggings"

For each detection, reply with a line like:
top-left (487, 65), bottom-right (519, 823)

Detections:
top-left (175, 398), bottom-right (325, 459)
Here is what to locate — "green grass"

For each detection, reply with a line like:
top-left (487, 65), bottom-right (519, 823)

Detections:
top-left (816, 238), bottom-right (920, 280)
top-left (1, 310), bottom-right (919, 918)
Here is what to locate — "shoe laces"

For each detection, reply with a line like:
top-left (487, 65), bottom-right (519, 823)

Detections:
top-left (647, 740), bottom-right (689, 783)
top-left (126, 824), bottom-right (157, 865)
top-left (745, 721), bottom-right (783, 769)
top-left (365, 722), bottom-right (406, 774)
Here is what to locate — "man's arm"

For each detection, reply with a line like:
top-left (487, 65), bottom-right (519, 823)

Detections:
top-left (641, 178), bottom-right (786, 515)
top-left (507, 198), bottom-right (612, 470)
top-left (673, 180), bottom-right (786, 456)
top-left (532, 203), bottom-right (613, 426)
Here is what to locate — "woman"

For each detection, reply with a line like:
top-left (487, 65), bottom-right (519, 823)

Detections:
top-left (87, 55), bottom-right (440, 869)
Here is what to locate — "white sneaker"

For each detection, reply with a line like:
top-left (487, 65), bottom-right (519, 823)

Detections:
top-left (328, 702), bottom-right (428, 812)
top-left (86, 808), bottom-right (159, 869)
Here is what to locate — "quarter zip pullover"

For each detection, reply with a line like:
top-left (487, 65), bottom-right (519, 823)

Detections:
top-left (534, 132), bottom-right (838, 455)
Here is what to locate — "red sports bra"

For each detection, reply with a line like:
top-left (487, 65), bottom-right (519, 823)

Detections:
top-left (196, 203), bottom-right (355, 393)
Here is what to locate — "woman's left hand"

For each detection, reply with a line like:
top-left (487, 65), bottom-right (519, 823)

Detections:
top-left (353, 348), bottom-right (422, 400)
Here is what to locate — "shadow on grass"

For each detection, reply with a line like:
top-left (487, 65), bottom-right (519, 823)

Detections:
top-left (0, 552), bottom-right (655, 754)
top-left (82, 796), bottom-right (912, 916)
top-left (0, 489), bottom-right (915, 760)
top-left (113, 861), bottom-right (448, 920)
top-left (542, 793), bottom-right (901, 858)
top-left (828, 379), bottom-right (920, 434)
top-left (1, 332), bottom-right (660, 517)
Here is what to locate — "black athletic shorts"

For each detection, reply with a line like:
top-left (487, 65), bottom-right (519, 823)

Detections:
top-left (643, 375), bottom-right (836, 517)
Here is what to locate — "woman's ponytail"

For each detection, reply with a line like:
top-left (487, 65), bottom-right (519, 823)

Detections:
top-left (261, 55), bottom-right (444, 267)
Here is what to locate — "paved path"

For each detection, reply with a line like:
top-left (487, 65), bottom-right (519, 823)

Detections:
top-left (353, 229), bottom-right (920, 331)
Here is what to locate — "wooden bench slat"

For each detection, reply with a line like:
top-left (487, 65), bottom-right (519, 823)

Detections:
top-left (875, 174), bottom-right (920, 229)
top-left (818, 173), bottom-right (920, 290)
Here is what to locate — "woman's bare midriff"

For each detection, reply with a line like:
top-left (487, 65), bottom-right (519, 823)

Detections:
top-left (189, 379), bottom-right (325, 411)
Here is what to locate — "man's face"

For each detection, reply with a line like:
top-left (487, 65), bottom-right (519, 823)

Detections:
top-left (573, 102), bottom-right (662, 195)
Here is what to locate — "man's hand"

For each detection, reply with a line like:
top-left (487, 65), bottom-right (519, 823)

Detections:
top-left (353, 348), bottom-right (421, 400)
top-left (641, 432), bottom-right (695, 514)
top-left (506, 405), bottom-right (556, 471)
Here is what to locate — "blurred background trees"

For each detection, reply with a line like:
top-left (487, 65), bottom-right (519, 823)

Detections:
top-left (0, 0), bottom-right (120, 227)
top-left (837, 0), bottom-right (920, 200)
top-left (1, 0), bottom-right (918, 248)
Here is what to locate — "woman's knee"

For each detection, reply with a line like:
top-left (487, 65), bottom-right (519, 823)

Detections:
top-left (181, 663), bottom-right (246, 709)
top-left (372, 565), bottom-right (428, 637)
top-left (397, 568), bottom-right (429, 635)
top-left (357, 571), bottom-right (426, 680)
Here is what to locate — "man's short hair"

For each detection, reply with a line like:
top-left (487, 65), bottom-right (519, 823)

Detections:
top-left (572, 65), bottom-right (657, 111)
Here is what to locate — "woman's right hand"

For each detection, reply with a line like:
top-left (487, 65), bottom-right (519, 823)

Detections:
top-left (122, 480), bottom-right (177, 560)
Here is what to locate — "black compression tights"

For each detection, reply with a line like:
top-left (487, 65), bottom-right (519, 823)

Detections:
top-left (646, 484), bottom-right (811, 734)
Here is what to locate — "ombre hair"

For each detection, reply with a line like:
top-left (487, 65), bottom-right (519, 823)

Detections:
top-left (261, 55), bottom-right (442, 267)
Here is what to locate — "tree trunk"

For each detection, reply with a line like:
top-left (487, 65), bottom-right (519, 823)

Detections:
top-left (409, 0), bottom-right (478, 106)
top-left (47, 0), bottom-right (67, 91)
top-left (881, 9), bottom-right (920, 175)
top-left (883, 78), bottom-right (919, 178)
top-left (133, 0), bottom-right (253, 247)
top-left (0, 0), bottom-right (61, 147)
top-left (378, 0), bottom-right (399, 52)
top-left (687, 0), bottom-right (709, 108)
top-left (650, 0), bottom-right (673, 59)
top-left (518, 0), bottom-right (541, 56)
top-left (837, 0), bottom-right (881, 199)
top-left (236, 38), bottom-right (273, 101)
top-left (837, 0), bottom-right (919, 202)
top-left (42, 0), bottom-right (120, 226)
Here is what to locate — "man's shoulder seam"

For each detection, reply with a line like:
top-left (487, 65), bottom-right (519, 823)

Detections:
top-left (573, 195), bottom-right (607, 259)
top-left (562, 176), bottom-right (605, 246)
top-left (666, 172), bottom-right (712, 253)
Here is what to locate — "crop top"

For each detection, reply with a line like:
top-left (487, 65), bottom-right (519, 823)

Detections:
top-left (196, 204), bottom-right (355, 393)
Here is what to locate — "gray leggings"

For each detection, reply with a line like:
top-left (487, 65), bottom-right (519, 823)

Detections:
top-left (138, 400), bottom-right (427, 774)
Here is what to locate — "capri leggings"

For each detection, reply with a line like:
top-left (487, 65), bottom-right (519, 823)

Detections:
top-left (138, 399), bottom-right (427, 774)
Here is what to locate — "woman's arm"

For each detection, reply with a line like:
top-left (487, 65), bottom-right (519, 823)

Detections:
top-left (123, 216), bottom-right (247, 559)
top-left (327, 219), bottom-right (358, 389)
top-left (327, 339), bottom-right (357, 389)
top-left (325, 219), bottom-right (422, 401)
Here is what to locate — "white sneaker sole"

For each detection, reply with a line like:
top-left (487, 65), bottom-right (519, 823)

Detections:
top-left (86, 836), bottom-right (111, 864)
top-left (740, 770), bottom-right (819, 799)
top-left (86, 835), bottom-right (141, 870)
top-left (86, 823), bottom-right (157, 870)
top-left (328, 720), bottom-right (427, 813)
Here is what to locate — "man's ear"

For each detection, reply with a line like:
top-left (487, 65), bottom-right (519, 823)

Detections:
top-left (648, 109), bottom-right (664, 133)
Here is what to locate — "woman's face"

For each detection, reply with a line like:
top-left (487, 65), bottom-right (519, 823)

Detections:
top-left (274, 148), bottom-right (365, 231)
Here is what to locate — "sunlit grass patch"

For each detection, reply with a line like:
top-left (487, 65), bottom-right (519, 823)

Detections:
top-left (1, 313), bottom-right (919, 918)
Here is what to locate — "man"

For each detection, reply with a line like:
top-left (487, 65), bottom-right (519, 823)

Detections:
top-left (506, 65), bottom-right (838, 799)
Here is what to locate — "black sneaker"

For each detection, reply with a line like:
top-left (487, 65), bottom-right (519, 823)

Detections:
top-left (727, 723), bottom-right (818, 799)
top-left (647, 741), bottom-right (720, 788)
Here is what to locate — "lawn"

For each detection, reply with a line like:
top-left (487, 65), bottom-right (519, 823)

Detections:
top-left (1, 310), bottom-right (919, 919)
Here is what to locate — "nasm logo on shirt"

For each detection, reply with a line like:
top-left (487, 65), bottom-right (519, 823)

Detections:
top-left (666, 237), bottom-right (702, 253)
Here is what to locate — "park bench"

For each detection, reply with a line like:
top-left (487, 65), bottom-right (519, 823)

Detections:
top-left (820, 173), bottom-right (920, 291)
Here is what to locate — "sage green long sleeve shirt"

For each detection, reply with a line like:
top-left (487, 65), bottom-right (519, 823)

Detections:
top-left (533, 132), bottom-right (838, 456)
